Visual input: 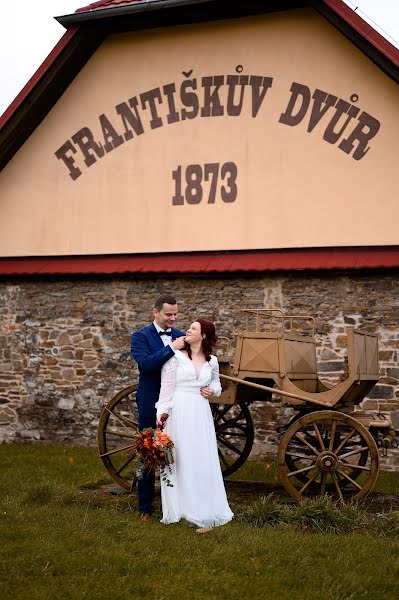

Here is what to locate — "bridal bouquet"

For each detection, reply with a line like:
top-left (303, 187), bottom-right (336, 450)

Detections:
top-left (132, 428), bottom-right (175, 487)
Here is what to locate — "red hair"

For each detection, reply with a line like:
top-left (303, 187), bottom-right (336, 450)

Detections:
top-left (186, 319), bottom-right (218, 361)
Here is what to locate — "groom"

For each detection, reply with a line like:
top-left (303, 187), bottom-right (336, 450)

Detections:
top-left (130, 294), bottom-right (186, 519)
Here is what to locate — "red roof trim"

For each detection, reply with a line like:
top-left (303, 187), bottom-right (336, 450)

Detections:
top-left (1, 248), bottom-right (399, 276)
top-left (76, 0), bottom-right (146, 12)
top-left (0, 27), bottom-right (79, 128)
top-left (323, 0), bottom-right (399, 67)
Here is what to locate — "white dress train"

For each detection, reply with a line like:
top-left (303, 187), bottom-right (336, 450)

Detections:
top-left (155, 350), bottom-right (234, 528)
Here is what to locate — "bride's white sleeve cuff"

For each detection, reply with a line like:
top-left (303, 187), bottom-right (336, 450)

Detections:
top-left (210, 356), bottom-right (222, 397)
top-left (155, 357), bottom-right (177, 415)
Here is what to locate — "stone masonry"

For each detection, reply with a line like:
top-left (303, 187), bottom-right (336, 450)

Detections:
top-left (1, 271), bottom-right (399, 470)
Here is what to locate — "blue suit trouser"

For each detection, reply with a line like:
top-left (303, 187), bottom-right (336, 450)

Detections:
top-left (137, 415), bottom-right (156, 514)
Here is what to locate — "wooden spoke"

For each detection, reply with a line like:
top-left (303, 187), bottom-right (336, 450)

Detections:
top-left (98, 384), bottom-right (139, 491)
top-left (313, 422), bottom-right (326, 451)
top-left (116, 453), bottom-right (136, 475)
top-left (285, 451), bottom-right (314, 460)
top-left (319, 472), bottom-right (327, 497)
top-left (214, 404), bottom-right (236, 421)
top-left (340, 460), bottom-right (371, 472)
top-left (99, 443), bottom-right (136, 458)
top-left (106, 429), bottom-right (135, 439)
top-left (285, 442), bottom-right (312, 453)
top-left (217, 434), bottom-right (244, 456)
top-left (331, 472), bottom-right (345, 502)
top-left (218, 448), bottom-right (230, 468)
top-left (217, 429), bottom-right (248, 438)
top-left (109, 409), bottom-right (136, 430)
top-left (294, 432), bottom-right (320, 457)
top-left (104, 406), bottom-right (133, 434)
top-left (339, 446), bottom-right (369, 460)
top-left (334, 428), bottom-right (356, 455)
top-left (287, 464), bottom-right (315, 478)
top-left (299, 469), bottom-right (320, 495)
top-left (125, 394), bottom-right (137, 416)
top-left (211, 402), bottom-right (254, 478)
top-left (336, 468), bottom-right (363, 491)
top-left (328, 419), bottom-right (337, 451)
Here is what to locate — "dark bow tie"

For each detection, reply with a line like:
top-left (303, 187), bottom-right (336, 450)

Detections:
top-left (158, 329), bottom-right (172, 336)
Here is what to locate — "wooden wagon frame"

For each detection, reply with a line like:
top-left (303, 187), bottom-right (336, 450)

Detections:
top-left (98, 309), bottom-right (397, 502)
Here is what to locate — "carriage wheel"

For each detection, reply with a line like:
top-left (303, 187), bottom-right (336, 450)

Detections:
top-left (277, 411), bottom-right (379, 502)
top-left (98, 384), bottom-right (139, 491)
top-left (99, 387), bottom-right (254, 489)
top-left (211, 402), bottom-right (254, 478)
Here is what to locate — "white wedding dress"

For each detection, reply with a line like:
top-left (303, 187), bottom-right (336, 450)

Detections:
top-left (155, 350), bottom-right (234, 528)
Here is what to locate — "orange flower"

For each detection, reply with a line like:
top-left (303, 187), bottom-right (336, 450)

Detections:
top-left (155, 430), bottom-right (170, 447)
top-left (143, 437), bottom-right (152, 449)
top-left (132, 428), bottom-right (174, 485)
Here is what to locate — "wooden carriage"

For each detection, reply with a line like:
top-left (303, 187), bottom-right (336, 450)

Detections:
top-left (98, 309), bottom-right (397, 502)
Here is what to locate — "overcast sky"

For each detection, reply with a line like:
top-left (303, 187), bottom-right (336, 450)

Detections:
top-left (0, 0), bottom-right (398, 117)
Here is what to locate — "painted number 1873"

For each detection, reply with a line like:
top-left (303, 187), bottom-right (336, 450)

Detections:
top-left (172, 162), bottom-right (238, 205)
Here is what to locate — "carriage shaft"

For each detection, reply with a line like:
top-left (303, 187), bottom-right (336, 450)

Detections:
top-left (219, 373), bottom-right (332, 407)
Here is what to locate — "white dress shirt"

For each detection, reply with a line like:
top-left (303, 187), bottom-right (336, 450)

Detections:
top-left (153, 320), bottom-right (175, 350)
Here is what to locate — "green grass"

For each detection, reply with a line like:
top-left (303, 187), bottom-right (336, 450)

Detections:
top-left (226, 457), bottom-right (280, 483)
top-left (2, 445), bottom-right (399, 600)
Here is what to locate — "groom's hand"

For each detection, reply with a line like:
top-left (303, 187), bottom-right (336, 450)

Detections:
top-left (171, 336), bottom-right (186, 350)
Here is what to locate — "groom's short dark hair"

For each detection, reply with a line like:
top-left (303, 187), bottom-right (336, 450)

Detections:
top-left (154, 294), bottom-right (177, 310)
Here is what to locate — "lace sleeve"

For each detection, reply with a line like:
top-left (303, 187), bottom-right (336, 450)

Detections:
top-left (209, 356), bottom-right (222, 397)
top-left (155, 357), bottom-right (177, 416)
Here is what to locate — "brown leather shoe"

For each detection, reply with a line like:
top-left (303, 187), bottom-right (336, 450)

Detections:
top-left (140, 513), bottom-right (151, 521)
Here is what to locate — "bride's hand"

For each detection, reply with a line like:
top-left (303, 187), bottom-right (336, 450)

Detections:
top-left (200, 386), bottom-right (214, 399)
top-left (157, 413), bottom-right (169, 429)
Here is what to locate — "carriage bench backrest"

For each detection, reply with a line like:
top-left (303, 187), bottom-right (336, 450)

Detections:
top-left (232, 330), bottom-right (317, 380)
top-left (346, 326), bottom-right (379, 380)
top-left (282, 334), bottom-right (317, 380)
top-left (231, 309), bottom-right (318, 381)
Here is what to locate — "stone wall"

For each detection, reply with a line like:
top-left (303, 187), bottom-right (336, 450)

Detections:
top-left (1, 271), bottom-right (399, 469)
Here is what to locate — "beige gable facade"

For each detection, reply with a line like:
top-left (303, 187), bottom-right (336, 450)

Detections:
top-left (1, 8), bottom-right (398, 258)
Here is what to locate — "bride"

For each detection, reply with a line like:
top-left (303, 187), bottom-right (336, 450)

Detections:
top-left (155, 319), bottom-right (233, 531)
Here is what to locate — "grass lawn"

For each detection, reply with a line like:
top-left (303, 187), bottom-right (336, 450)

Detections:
top-left (1, 444), bottom-right (399, 600)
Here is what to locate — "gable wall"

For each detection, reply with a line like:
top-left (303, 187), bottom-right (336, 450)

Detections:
top-left (0, 8), bottom-right (398, 257)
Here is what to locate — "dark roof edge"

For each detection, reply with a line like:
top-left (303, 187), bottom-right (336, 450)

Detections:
top-left (1, 247), bottom-right (399, 276)
top-left (0, 27), bottom-right (79, 129)
top-left (0, 27), bottom-right (105, 170)
top-left (56, 0), bottom-right (213, 26)
top-left (55, 0), bottom-right (399, 71)
top-left (314, 0), bottom-right (399, 69)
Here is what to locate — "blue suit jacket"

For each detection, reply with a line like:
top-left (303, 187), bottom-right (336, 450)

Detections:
top-left (130, 324), bottom-right (185, 420)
